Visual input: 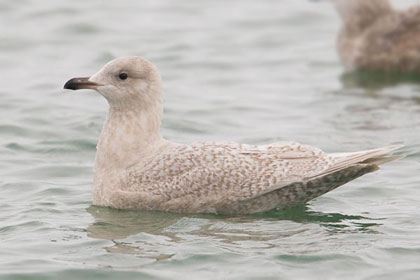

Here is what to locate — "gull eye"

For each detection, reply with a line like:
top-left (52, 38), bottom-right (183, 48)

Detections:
top-left (118, 73), bottom-right (128, 80)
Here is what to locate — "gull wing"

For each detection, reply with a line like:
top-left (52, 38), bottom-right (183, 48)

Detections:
top-left (124, 142), bottom-right (402, 213)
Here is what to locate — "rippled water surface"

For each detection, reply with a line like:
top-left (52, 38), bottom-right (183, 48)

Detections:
top-left (1, 0), bottom-right (420, 279)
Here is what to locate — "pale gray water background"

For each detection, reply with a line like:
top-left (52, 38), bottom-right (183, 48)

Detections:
top-left (1, 0), bottom-right (420, 279)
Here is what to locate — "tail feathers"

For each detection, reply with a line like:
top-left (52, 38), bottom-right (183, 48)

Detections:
top-left (333, 144), bottom-right (403, 165)
top-left (324, 144), bottom-right (403, 177)
top-left (275, 144), bottom-right (403, 210)
top-left (228, 145), bottom-right (403, 213)
top-left (361, 153), bottom-right (405, 166)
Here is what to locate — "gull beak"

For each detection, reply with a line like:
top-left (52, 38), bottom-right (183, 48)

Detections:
top-left (63, 77), bottom-right (102, 90)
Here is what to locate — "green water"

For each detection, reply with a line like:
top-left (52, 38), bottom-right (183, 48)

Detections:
top-left (1, 0), bottom-right (419, 279)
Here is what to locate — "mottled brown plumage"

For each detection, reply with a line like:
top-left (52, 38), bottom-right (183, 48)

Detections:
top-left (64, 57), bottom-right (403, 214)
top-left (334, 0), bottom-right (420, 74)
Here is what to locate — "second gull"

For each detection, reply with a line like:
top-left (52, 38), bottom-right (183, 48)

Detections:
top-left (334, 0), bottom-right (420, 74)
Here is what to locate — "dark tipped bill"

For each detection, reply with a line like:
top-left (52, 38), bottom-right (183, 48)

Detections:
top-left (63, 77), bottom-right (102, 90)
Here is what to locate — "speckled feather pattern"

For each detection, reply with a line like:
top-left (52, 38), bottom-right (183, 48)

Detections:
top-left (105, 140), bottom-right (395, 214)
top-left (335, 0), bottom-right (420, 73)
top-left (65, 56), bottom-right (402, 214)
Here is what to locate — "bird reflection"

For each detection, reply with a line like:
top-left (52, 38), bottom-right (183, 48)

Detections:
top-left (87, 206), bottom-right (183, 240)
top-left (340, 70), bottom-right (420, 91)
top-left (86, 204), bottom-right (380, 259)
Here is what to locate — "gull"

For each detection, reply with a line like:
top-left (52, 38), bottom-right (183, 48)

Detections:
top-left (334, 0), bottom-right (420, 74)
top-left (64, 56), bottom-right (402, 214)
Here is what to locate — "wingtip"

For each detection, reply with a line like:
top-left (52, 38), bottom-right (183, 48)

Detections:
top-left (385, 143), bottom-right (404, 150)
top-left (363, 154), bottom-right (405, 166)
top-left (375, 143), bottom-right (405, 155)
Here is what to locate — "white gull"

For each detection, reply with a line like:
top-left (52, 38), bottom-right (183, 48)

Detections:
top-left (334, 0), bottom-right (420, 74)
top-left (64, 56), bottom-right (402, 214)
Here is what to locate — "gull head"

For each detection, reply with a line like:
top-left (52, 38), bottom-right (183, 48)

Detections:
top-left (64, 56), bottom-right (163, 111)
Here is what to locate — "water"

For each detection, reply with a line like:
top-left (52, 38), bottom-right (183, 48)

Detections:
top-left (1, 0), bottom-right (420, 279)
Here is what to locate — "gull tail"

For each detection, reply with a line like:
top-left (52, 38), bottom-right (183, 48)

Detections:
top-left (240, 145), bottom-right (404, 213)
top-left (328, 144), bottom-right (404, 174)
top-left (283, 144), bottom-right (405, 207)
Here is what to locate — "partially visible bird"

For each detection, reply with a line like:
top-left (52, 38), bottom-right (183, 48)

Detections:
top-left (334, 0), bottom-right (420, 74)
top-left (64, 56), bottom-right (402, 214)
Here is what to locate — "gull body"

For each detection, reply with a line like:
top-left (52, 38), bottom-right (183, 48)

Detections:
top-left (334, 0), bottom-right (420, 73)
top-left (64, 57), bottom-right (401, 214)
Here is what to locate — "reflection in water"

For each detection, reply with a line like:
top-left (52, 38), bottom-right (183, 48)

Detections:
top-left (86, 205), bottom-right (380, 258)
top-left (340, 70), bottom-right (420, 91)
top-left (252, 205), bottom-right (368, 223)
top-left (87, 206), bottom-right (183, 240)
top-left (328, 70), bottom-right (420, 135)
